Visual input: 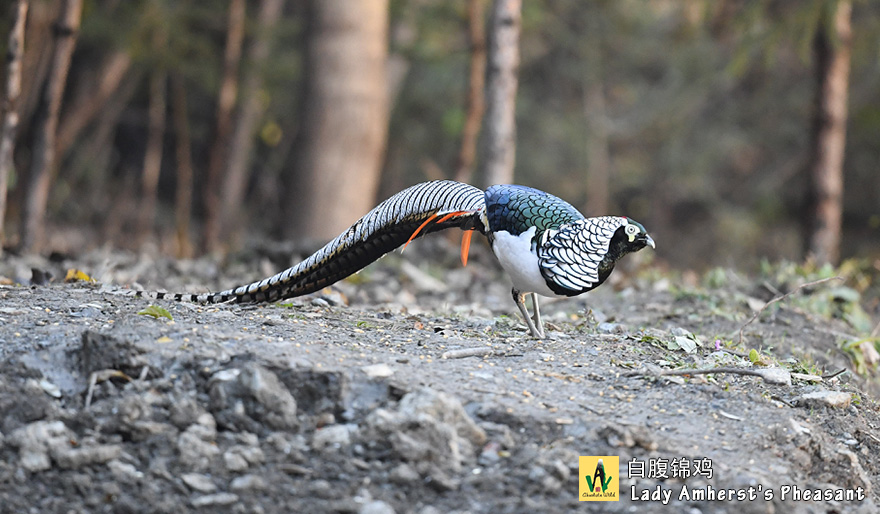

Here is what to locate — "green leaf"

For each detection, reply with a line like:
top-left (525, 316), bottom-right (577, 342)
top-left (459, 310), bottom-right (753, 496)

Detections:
top-left (749, 349), bottom-right (760, 364)
top-left (138, 305), bottom-right (173, 320)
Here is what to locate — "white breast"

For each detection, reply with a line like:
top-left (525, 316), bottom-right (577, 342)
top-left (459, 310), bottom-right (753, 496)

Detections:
top-left (491, 227), bottom-right (557, 297)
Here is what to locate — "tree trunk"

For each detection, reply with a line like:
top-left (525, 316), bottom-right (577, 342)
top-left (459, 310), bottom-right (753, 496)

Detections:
top-left (93, 72), bottom-right (141, 244)
top-left (16, 1), bottom-right (54, 150)
top-left (18, 0), bottom-right (82, 253)
top-left (136, 67), bottom-right (167, 246)
top-left (218, 0), bottom-right (284, 248)
top-left (806, 0), bottom-right (851, 265)
top-left (202, 0), bottom-right (246, 254)
top-left (286, 0), bottom-right (390, 242)
top-left (171, 74), bottom-right (194, 258)
top-left (56, 50), bottom-right (131, 158)
top-left (0, 0), bottom-right (28, 254)
top-left (480, 0), bottom-right (520, 188)
top-left (453, 0), bottom-right (487, 184)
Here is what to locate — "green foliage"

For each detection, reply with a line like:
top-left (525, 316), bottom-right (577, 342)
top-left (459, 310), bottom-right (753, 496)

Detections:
top-left (702, 267), bottom-right (729, 289)
top-left (758, 259), bottom-right (877, 334)
top-left (138, 305), bottom-right (173, 320)
top-left (840, 338), bottom-right (880, 376)
top-left (748, 348), bottom-right (759, 364)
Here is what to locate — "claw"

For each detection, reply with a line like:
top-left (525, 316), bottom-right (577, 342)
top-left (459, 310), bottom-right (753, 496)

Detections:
top-left (512, 288), bottom-right (544, 337)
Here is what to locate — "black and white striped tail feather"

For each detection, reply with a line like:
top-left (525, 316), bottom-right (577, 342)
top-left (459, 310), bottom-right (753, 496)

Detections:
top-left (131, 289), bottom-right (233, 304)
top-left (128, 181), bottom-right (486, 305)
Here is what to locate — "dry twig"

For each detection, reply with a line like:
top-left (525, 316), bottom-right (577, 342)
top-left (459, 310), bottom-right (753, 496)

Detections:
top-left (84, 369), bottom-right (132, 409)
top-left (821, 368), bottom-right (847, 380)
top-left (625, 366), bottom-right (791, 385)
top-left (441, 346), bottom-right (495, 359)
top-left (738, 276), bottom-right (842, 345)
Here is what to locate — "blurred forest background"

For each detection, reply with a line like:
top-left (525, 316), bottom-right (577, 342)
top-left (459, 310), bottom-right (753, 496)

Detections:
top-left (0, 0), bottom-right (878, 273)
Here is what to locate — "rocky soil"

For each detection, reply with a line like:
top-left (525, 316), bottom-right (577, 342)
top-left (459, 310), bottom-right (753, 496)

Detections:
top-left (0, 240), bottom-right (878, 513)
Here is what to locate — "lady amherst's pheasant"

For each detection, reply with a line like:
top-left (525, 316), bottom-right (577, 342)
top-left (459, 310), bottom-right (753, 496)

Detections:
top-left (134, 180), bottom-right (654, 337)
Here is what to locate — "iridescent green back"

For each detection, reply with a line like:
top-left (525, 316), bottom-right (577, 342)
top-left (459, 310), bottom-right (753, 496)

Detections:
top-left (484, 184), bottom-right (585, 238)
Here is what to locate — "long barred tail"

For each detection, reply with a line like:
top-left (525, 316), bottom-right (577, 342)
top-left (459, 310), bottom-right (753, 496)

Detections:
top-left (135, 180), bottom-right (486, 305)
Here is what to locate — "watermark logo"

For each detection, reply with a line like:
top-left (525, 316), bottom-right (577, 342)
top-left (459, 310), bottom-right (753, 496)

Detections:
top-left (579, 456), bottom-right (619, 501)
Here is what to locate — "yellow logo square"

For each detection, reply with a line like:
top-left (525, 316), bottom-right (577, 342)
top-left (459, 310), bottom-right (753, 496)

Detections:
top-left (579, 456), bottom-right (619, 501)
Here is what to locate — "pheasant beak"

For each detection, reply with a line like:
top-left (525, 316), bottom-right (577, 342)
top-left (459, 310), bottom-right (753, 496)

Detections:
top-left (644, 234), bottom-right (656, 249)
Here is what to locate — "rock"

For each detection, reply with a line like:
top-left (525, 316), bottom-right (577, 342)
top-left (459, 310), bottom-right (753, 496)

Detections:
top-left (209, 363), bottom-right (297, 432)
top-left (597, 322), bottom-right (626, 334)
top-left (480, 421), bottom-right (515, 450)
top-left (0, 378), bottom-right (57, 434)
top-left (598, 424), bottom-right (658, 451)
top-left (422, 466), bottom-right (459, 492)
top-left (234, 431), bottom-right (260, 447)
top-left (37, 379), bottom-right (61, 399)
top-left (312, 424), bottom-right (357, 451)
top-left (311, 297), bottom-right (331, 308)
top-left (7, 420), bottom-right (70, 472)
top-left (107, 459), bottom-right (144, 482)
top-left (116, 392), bottom-right (177, 441)
top-left (669, 327), bottom-right (691, 337)
top-left (230, 474), bottom-right (268, 493)
top-left (265, 432), bottom-right (307, 456)
top-left (53, 443), bottom-right (122, 469)
top-left (79, 330), bottom-right (153, 377)
top-left (756, 367), bottom-right (791, 386)
top-left (547, 459), bottom-right (570, 481)
top-left (224, 451), bottom-right (249, 472)
top-left (7, 419), bottom-right (121, 471)
top-left (478, 441), bottom-right (502, 465)
top-left (181, 473), bottom-right (217, 493)
top-left (361, 363), bottom-right (394, 379)
top-left (190, 493), bottom-right (239, 508)
top-left (359, 388), bottom-right (486, 490)
top-left (397, 388), bottom-right (487, 449)
top-left (796, 390), bottom-right (852, 409)
top-left (359, 500), bottom-right (396, 514)
top-left (178, 422), bottom-right (220, 471)
top-left (169, 395), bottom-right (209, 429)
top-left (277, 368), bottom-right (390, 422)
top-left (389, 463), bottom-right (420, 485)
top-left (528, 465), bottom-right (546, 482)
top-left (224, 445), bottom-right (265, 472)
top-left (308, 479), bottom-right (334, 499)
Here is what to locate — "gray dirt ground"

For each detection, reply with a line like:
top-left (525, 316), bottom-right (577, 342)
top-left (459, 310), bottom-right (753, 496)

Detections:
top-left (0, 240), bottom-right (878, 513)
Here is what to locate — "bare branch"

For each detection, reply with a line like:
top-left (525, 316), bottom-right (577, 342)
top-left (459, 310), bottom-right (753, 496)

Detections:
top-left (441, 347), bottom-right (494, 359)
top-left (738, 276), bottom-right (843, 345)
top-left (625, 366), bottom-right (791, 385)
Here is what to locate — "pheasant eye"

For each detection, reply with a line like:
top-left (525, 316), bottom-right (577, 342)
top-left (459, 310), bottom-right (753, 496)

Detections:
top-left (625, 224), bottom-right (638, 236)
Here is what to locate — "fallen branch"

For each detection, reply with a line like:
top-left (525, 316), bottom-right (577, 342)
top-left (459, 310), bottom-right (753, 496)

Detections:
top-left (625, 366), bottom-right (791, 385)
top-left (441, 346), bottom-right (495, 359)
top-left (821, 368), bottom-right (847, 380)
top-left (85, 369), bottom-right (132, 409)
top-left (738, 276), bottom-right (842, 345)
